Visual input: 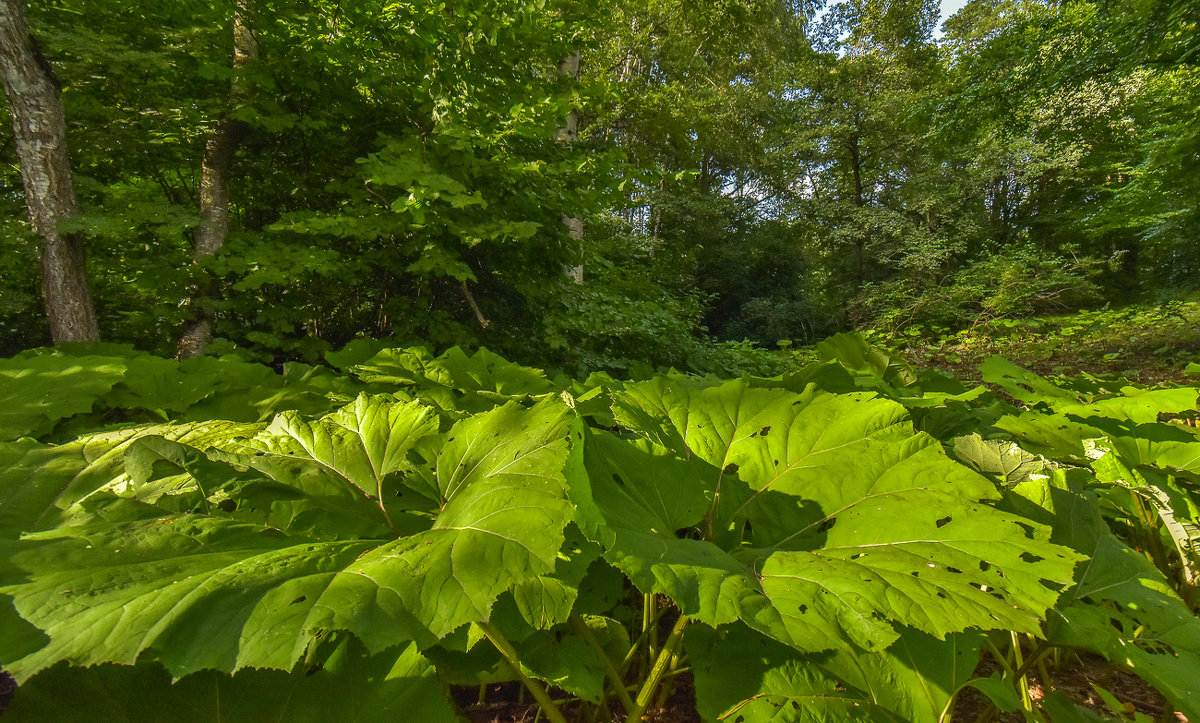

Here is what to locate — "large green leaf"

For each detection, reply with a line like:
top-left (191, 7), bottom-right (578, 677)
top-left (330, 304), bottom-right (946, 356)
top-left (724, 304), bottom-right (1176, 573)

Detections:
top-left (0, 354), bottom-right (126, 441)
top-left (4, 641), bottom-right (455, 723)
top-left (599, 378), bottom-right (1081, 653)
top-left (352, 345), bottom-right (556, 413)
top-left (0, 396), bottom-right (574, 680)
top-left (687, 623), bottom-right (898, 722)
top-left (0, 420), bottom-right (262, 539)
top-left (1008, 477), bottom-right (1200, 720)
top-left (953, 434), bottom-right (1047, 486)
top-left (228, 394), bottom-right (440, 522)
top-left (688, 623), bottom-right (980, 723)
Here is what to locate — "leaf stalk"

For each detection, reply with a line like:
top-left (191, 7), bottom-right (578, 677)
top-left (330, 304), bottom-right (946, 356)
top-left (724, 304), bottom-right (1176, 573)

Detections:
top-left (627, 615), bottom-right (689, 721)
top-left (477, 621), bottom-right (568, 723)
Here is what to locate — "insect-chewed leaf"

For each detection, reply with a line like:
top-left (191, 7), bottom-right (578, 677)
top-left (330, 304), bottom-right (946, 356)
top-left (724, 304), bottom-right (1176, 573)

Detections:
top-left (0, 396), bottom-right (574, 681)
top-left (603, 378), bottom-right (1082, 653)
top-left (688, 623), bottom-right (981, 722)
top-left (1016, 481), bottom-right (1200, 720)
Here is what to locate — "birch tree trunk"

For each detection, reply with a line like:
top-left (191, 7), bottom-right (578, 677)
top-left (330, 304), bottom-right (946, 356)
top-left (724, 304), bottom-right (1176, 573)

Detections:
top-left (176, 0), bottom-right (258, 358)
top-left (556, 51), bottom-right (584, 284)
top-left (0, 0), bottom-right (100, 343)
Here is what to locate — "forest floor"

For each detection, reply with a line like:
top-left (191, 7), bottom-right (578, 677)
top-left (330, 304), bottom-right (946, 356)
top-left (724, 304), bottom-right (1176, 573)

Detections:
top-left (453, 654), bottom-right (1189, 721)
top-left (889, 301), bottom-right (1200, 387)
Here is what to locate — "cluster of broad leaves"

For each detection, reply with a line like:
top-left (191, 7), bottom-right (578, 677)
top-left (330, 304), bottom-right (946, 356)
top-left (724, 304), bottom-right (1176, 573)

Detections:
top-left (0, 336), bottom-right (1198, 721)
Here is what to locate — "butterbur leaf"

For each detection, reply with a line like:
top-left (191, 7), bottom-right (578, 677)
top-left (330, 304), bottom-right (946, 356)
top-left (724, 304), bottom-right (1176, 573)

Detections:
top-left (604, 378), bottom-right (1081, 653)
top-left (0, 354), bottom-right (126, 441)
top-left (231, 394), bottom-right (439, 507)
top-left (508, 527), bottom-right (603, 630)
top-left (953, 434), bottom-right (1047, 486)
top-left (0, 421), bottom-right (262, 539)
top-left (0, 518), bottom-right (377, 678)
top-left (4, 641), bottom-right (456, 722)
top-left (687, 623), bottom-right (900, 722)
top-left (408, 397), bottom-right (571, 504)
top-left (353, 346), bottom-right (555, 413)
top-left (1018, 483), bottom-right (1200, 720)
top-left (812, 627), bottom-right (982, 722)
top-left (817, 331), bottom-right (919, 388)
top-left (980, 357), bottom-right (1082, 408)
top-left (689, 623), bottom-right (980, 723)
top-left (0, 396), bottom-right (574, 680)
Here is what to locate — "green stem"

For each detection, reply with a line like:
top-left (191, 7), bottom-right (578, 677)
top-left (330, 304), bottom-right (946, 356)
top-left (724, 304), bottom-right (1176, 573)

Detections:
top-left (627, 616), bottom-right (690, 722)
top-left (571, 613), bottom-right (637, 715)
top-left (652, 647), bottom-right (684, 710)
top-left (643, 592), bottom-right (658, 667)
top-left (981, 635), bottom-right (1015, 676)
top-left (477, 622), bottom-right (568, 723)
top-left (1010, 631), bottom-right (1033, 714)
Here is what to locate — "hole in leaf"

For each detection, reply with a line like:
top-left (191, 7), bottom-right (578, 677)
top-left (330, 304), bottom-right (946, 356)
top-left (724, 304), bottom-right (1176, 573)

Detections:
top-left (979, 561), bottom-right (991, 572)
top-left (798, 604), bottom-right (808, 614)
top-left (759, 426), bottom-right (771, 437)
top-left (612, 473), bottom-right (624, 486)
top-left (724, 463), bottom-right (739, 475)
top-left (773, 459), bottom-right (779, 466)
top-left (1020, 552), bottom-right (1044, 563)
top-left (818, 517), bottom-right (837, 532)
top-left (910, 571), bottom-right (919, 577)
top-left (851, 552), bottom-right (865, 560)
top-left (947, 567), bottom-right (963, 574)
top-left (1013, 521), bottom-right (1035, 536)
top-left (936, 592), bottom-right (947, 598)
top-left (835, 684), bottom-right (846, 692)
top-left (217, 499), bottom-right (237, 512)
top-left (290, 596), bottom-right (307, 605)
top-left (1109, 617), bottom-right (1125, 634)
top-left (935, 516), bottom-right (952, 528)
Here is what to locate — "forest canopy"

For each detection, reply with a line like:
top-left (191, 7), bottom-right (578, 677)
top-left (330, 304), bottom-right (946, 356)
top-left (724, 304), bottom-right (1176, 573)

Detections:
top-left (0, 0), bottom-right (1196, 370)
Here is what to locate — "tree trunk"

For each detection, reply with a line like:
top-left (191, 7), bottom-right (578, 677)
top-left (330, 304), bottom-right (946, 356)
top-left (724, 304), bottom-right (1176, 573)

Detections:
top-left (0, 0), bottom-right (100, 344)
top-left (176, 0), bottom-right (257, 358)
top-left (848, 134), bottom-right (866, 289)
top-left (556, 50), bottom-right (584, 284)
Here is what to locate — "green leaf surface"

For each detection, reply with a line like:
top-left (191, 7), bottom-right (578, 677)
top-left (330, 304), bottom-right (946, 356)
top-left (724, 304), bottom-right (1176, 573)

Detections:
top-left (687, 623), bottom-right (902, 722)
top-left (0, 355), bottom-right (126, 441)
top-left (4, 642), bottom-right (455, 723)
top-left (1009, 480), bottom-right (1200, 720)
top-left (604, 379), bottom-right (1081, 653)
top-left (953, 434), bottom-right (1047, 486)
top-left (1, 396), bottom-right (574, 680)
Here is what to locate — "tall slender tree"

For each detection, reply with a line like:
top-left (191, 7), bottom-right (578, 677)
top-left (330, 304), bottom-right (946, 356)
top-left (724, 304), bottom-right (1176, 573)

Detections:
top-left (0, 0), bottom-right (99, 343)
top-left (176, 0), bottom-right (258, 358)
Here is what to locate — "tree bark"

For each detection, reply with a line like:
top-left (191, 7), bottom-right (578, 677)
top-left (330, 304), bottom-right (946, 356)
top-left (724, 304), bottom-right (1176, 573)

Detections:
top-left (848, 134), bottom-right (866, 289)
top-left (0, 0), bottom-right (100, 343)
top-left (176, 0), bottom-right (257, 358)
top-left (556, 50), bottom-right (584, 284)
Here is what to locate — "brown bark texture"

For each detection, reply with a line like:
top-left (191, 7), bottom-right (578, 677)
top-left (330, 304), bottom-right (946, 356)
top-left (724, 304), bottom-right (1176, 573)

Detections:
top-left (0, 0), bottom-right (100, 343)
top-left (176, 1), bottom-right (258, 358)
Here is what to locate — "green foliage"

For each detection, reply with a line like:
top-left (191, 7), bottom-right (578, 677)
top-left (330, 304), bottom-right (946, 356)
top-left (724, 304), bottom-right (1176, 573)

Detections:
top-left (855, 244), bottom-right (1101, 332)
top-left (2, 339), bottom-right (1198, 720)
